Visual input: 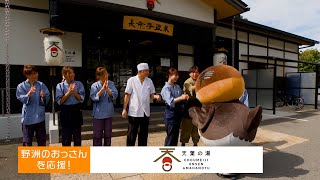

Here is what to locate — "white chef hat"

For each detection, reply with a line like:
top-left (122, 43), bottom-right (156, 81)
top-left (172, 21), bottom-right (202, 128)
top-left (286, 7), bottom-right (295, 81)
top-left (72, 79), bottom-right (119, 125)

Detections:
top-left (137, 63), bottom-right (149, 71)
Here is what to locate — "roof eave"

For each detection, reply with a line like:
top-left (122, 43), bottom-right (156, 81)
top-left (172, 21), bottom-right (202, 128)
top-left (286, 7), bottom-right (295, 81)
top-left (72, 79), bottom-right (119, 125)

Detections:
top-left (219, 18), bottom-right (319, 46)
top-left (224, 0), bottom-right (248, 12)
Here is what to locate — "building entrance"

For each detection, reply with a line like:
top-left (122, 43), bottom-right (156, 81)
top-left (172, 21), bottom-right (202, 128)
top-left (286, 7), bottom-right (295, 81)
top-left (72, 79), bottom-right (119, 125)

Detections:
top-left (85, 30), bottom-right (175, 107)
top-left (57, 1), bottom-right (214, 108)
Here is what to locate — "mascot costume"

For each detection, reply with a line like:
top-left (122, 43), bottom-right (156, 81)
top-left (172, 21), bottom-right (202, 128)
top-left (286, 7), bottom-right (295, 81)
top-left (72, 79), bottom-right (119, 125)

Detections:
top-left (189, 65), bottom-right (262, 179)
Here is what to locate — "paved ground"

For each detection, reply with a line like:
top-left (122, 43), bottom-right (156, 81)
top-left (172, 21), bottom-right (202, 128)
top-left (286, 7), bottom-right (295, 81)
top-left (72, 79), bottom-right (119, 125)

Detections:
top-left (1, 107), bottom-right (320, 180)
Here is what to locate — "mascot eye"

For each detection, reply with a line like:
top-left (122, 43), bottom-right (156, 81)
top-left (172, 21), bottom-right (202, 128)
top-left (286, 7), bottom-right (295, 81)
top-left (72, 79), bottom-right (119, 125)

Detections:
top-left (203, 71), bottom-right (214, 79)
top-left (200, 70), bottom-right (214, 86)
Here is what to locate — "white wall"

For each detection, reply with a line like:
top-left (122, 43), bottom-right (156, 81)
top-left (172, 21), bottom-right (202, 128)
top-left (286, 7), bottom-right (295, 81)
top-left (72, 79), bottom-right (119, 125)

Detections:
top-left (249, 45), bottom-right (267, 56)
top-left (0, 7), bottom-right (82, 67)
top-left (269, 49), bottom-right (283, 58)
top-left (249, 34), bottom-right (267, 46)
top-left (276, 61), bottom-right (284, 76)
top-left (237, 31), bottom-right (300, 77)
top-left (178, 44), bottom-right (194, 71)
top-left (98, 0), bottom-right (214, 24)
top-left (239, 43), bottom-right (247, 60)
top-left (285, 52), bottom-right (298, 60)
top-left (285, 42), bottom-right (298, 52)
top-left (239, 62), bottom-right (248, 72)
top-left (216, 26), bottom-right (233, 39)
top-left (0, 0), bottom-right (49, 10)
top-left (0, 113), bottom-right (50, 140)
top-left (0, 7), bottom-right (49, 66)
top-left (269, 38), bottom-right (284, 49)
top-left (237, 31), bottom-right (247, 42)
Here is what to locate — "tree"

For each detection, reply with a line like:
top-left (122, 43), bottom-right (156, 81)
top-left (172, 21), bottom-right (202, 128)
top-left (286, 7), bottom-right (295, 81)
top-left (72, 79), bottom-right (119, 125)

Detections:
top-left (235, 15), bottom-right (248, 21)
top-left (298, 49), bottom-right (320, 72)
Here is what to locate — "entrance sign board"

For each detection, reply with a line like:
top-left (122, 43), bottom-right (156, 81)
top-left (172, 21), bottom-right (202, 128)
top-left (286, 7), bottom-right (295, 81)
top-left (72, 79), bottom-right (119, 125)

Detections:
top-left (123, 16), bottom-right (174, 36)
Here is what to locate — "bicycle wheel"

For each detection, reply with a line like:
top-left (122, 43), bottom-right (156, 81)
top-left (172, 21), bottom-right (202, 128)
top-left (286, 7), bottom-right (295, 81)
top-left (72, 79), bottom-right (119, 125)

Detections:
top-left (275, 98), bottom-right (284, 107)
top-left (292, 97), bottom-right (304, 110)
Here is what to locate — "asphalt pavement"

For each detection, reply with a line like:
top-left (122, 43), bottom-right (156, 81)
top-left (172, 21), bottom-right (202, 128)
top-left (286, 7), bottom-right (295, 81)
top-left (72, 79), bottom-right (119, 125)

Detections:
top-left (1, 107), bottom-right (320, 180)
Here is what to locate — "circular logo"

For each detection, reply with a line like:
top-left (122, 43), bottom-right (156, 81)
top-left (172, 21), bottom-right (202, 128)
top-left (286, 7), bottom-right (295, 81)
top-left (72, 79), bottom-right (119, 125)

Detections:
top-left (147, 0), bottom-right (155, 10)
top-left (50, 47), bottom-right (58, 57)
top-left (162, 157), bottom-right (172, 172)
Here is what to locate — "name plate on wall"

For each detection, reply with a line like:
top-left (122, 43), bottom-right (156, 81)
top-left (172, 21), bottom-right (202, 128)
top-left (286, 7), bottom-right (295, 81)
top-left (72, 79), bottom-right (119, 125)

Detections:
top-left (123, 16), bottom-right (174, 36)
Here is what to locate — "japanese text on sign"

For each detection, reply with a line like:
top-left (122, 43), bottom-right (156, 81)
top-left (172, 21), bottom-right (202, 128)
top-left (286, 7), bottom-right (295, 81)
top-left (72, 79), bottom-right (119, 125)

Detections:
top-left (123, 16), bottom-right (174, 36)
top-left (18, 147), bottom-right (90, 173)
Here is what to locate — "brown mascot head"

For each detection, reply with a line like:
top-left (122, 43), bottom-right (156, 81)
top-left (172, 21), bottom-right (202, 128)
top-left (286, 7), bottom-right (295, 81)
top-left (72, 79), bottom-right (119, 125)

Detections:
top-left (195, 65), bottom-right (245, 104)
top-left (189, 64), bottom-right (262, 144)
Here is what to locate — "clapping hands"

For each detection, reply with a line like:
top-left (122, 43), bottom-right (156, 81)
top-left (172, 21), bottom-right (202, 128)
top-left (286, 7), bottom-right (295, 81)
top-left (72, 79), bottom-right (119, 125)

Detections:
top-left (40, 89), bottom-right (45, 98)
top-left (68, 83), bottom-right (77, 93)
top-left (27, 85), bottom-right (36, 97)
top-left (103, 80), bottom-right (109, 91)
top-left (27, 85), bottom-right (45, 98)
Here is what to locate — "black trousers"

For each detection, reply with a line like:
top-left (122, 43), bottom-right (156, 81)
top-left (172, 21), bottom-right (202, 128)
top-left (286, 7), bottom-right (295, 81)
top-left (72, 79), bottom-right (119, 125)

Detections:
top-left (93, 118), bottom-right (112, 146)
top-left (164, 105), bottom-right (183, 146)
top-left (61, 126), bottom-right (82, 146)
top-left (164, 123), bottom-right (181, 146)
top-left (22, 121), bottom-right (46, 146)
top-left (126, 114), bottom-right (149, 146)
top-left (59, 104), bottom-right (83, 146)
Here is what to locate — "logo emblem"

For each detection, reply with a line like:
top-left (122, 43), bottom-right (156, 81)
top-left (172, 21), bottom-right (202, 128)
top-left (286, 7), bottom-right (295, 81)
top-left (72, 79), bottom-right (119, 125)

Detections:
top-left (162, 157), bottom-right (172, 172)
top-left (46, 41), bottom-right (62, 58)
top-left (146, 0), bottom-right (160, 10)
top-left (154, 148), bottom-right (180, 172)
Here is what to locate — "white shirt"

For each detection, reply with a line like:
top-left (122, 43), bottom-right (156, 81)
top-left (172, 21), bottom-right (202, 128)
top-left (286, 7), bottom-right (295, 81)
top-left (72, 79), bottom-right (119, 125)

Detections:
top-left (125, 75), bottom-right (156, 117)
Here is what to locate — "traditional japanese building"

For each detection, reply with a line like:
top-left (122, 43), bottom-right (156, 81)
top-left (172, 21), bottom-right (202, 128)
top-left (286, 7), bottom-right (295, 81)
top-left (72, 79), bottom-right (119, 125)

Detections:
top-left (0, 0), bottom-right (318, 112)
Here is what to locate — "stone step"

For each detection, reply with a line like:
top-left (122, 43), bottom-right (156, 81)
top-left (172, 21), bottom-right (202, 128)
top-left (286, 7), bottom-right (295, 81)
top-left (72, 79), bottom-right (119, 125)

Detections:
top-left (56, 123), bottom-right (166, 143)
top-left (81, 118), bottom-right (164, 132)
top-left (81, 123), bottom-right (166, 140)
top-left (56, 116), bottom-right (165, 143)
top-left (82, 111), bottom-right (165, 124)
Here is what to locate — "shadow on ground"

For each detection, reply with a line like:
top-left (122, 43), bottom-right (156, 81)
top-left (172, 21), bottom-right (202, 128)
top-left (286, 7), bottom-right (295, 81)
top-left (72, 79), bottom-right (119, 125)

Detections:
top-left (261, 111), bottom-right (319, 126)
top-left (242, 151), bottom-right (309, 179)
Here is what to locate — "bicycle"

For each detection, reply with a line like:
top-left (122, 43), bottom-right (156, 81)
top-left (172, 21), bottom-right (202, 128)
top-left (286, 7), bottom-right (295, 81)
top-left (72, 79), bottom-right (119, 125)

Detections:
top-left (275, 91), bottom-right (304, 110)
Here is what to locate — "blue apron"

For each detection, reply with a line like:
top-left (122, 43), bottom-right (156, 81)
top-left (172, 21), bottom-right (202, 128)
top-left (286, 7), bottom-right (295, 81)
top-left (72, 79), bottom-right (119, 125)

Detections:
top-left (164, 103), bottom-right (183, 125)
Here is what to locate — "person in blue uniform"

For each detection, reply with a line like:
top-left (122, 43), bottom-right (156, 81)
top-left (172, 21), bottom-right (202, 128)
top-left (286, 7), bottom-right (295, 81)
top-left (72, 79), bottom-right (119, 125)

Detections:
top-left (90, 67), bottom-right (118, 146)
top-left (56, 66), bottom-right (85, 146)
top-left (161, 67), bottom-right (189, 146)
top-left (16, 65), bottom-right (50, 146)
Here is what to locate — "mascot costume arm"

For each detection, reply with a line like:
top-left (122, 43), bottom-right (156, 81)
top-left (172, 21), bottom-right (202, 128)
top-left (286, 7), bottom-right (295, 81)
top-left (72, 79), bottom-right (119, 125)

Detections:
top-left (246, 106), bottom-right (263, 141)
